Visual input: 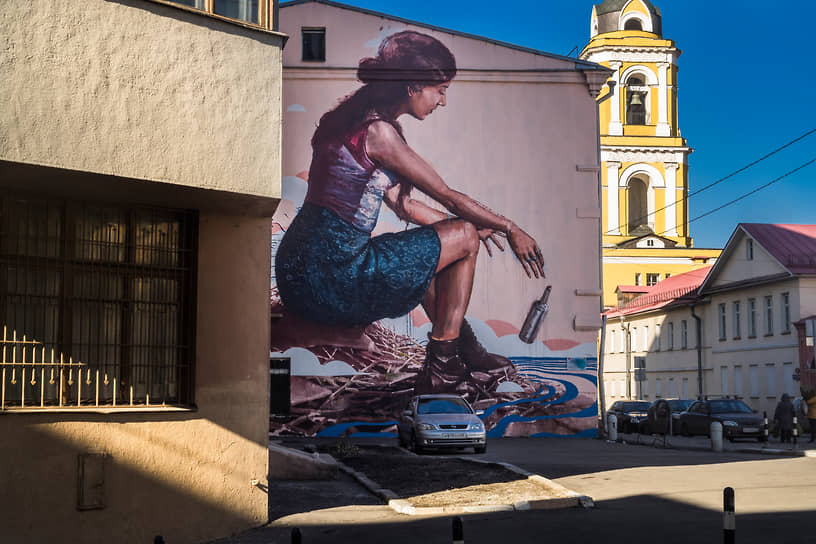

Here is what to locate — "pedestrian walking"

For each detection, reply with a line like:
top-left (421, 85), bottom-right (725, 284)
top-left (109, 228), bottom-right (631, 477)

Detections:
top-left (774, 394), bottom-right (795, 443)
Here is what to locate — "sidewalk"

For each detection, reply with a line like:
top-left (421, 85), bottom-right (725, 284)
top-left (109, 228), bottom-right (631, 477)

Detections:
top-left (208, 434), bottom-right (816, 543)
top-left (614, 429), bottom-right (816, 456)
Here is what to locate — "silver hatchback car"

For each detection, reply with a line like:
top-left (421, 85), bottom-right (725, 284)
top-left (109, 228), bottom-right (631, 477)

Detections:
top-left (398, 394), bottom-right (487, 454)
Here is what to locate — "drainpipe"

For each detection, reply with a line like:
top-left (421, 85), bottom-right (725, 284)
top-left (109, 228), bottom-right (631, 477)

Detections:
top-left (594, 80), bottom-right (615, 433)
top-left (690, 303), bottom-right (703, 399)
top-left (621, 317), bottom-right (631, 399)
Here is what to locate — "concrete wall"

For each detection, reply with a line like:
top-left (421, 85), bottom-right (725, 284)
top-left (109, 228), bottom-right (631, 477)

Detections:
top-left (1, 0), bottom-right (283, 199)
top-left (0, 1), bottom-right (283, 542)
top-left (0, 214), bottom-right (273, 544)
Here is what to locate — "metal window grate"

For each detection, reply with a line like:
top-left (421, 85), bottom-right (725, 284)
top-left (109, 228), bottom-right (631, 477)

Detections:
top-left (0, 193), bottom-right (196, 410)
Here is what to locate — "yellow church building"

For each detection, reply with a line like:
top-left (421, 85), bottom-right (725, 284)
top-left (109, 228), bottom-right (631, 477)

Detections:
top-left (580, 0), bottom-right (721, 309)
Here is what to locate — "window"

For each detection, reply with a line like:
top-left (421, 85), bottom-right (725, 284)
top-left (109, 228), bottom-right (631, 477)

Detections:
top-left (642, 379), bottom-right (649, 397)
top-left (646, 239), bottom-right (655, 247)
top-left (765, 364), bottom-right (776, 398)
top-left (781, 293), bottom-right (791, 333)
top-left (749, 365), bottom-right (759, 398)
top-left (734, 366), bottom-right (743, 396)
top-left (718, 303), bottom-right (727, 340)
top-left (165, 0), bottom-right (270, 28)
top-left (667, 322), bottom-right (674, 350)
top-left (783, 362), bottom-right (794, 396)
top-left (646, 273), bottom-right (660, 286)
top-left (634, 272), bottom-right (642, 286)
top-left (748, 298), bottom-right (757, 337)
top-left (608, 329), bottom-right (615, 353)
top-left (668, 377), bottom-right (675, 398)
top-left (682, 378), bottom-right (689, 399)
top-left (0, 194), bottom-right (196, 410)
top-left (642, 325), bottom-right (649, 351)
top-left (764, 295), bottom-right (773, 335)
top-left (655, 323), bottom-right (661, 351)
top-left (631, 328), bottom-right (638, 352)
top-left (720, 366), bottom-right (728, 395)
top-left (732, 301), bottom-right (741, 339)
top-left (302, 27), bottom-right (326, 61)
top-left (664, 273), bottom-right (671, 279)
top-left (746, 239), bottom-right (754, 260)
top-left (655, 377), bottom-right (662, 397)
top-left (626, 76), bottom-right (647, 125)
top-left (681, 320), bottom-right (688, 349)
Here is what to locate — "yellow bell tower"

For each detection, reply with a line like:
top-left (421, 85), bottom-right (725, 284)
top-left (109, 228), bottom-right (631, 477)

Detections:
top-left (581, 0), bottom-right (720, 308)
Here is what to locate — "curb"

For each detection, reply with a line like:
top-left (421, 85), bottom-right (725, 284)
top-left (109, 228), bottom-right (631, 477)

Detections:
top-left (613, 432), bottom-right (816, 457)
top-left (336, 453), bottom-right (593, 516)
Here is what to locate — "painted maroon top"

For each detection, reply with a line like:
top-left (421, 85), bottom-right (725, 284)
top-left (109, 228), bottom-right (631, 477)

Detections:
top-left (304, 117), bottom-right (399, 233)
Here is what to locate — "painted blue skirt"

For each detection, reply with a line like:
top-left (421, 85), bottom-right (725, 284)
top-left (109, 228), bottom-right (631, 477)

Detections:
top-left (276, 203), bottom-right (441, 327)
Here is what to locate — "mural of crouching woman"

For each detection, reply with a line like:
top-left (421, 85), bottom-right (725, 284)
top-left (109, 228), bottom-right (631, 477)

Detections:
top-left (276, 31), bottom-right (545, 395)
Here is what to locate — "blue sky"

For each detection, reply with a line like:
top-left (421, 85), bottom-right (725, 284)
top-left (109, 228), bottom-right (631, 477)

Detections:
top-left (319, 0), bottom-right (815, 248)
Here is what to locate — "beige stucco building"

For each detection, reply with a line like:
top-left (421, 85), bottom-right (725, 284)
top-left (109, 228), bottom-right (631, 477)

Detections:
top-left (603, 223), bottom-right (816, 419)
top-left (0, 1), bottom-right (285, 542)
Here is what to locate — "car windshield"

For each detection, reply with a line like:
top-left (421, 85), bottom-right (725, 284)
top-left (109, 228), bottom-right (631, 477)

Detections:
top-left (622, 402), bottom-right (650, 412)
top-left (417, 398), bottom-right (471, 415)
top-left (668, 399), bottom-right (692, 411)
top-left (710, 400), bottom-right (753, 414)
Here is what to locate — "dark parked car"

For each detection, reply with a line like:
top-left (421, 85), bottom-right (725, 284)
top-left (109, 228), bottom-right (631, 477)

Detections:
top-left (607, 400), bottom-right (651, 433)
top-left (640, 398), bottom-right (694, 435)
top-left (677, 398), bottom-right (766, 442)
top-left (397, 394), bottom-right (486, 454)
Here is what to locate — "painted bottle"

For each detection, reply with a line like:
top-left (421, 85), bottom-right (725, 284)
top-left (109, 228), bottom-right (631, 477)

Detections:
top-left (519, 285), bottom-right (551, 344)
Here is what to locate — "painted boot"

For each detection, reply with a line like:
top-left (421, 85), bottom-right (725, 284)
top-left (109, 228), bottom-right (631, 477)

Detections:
top-left (414, 336), bottom-right (468, 395)
top-left (458, 319), bottom-right (515, 374)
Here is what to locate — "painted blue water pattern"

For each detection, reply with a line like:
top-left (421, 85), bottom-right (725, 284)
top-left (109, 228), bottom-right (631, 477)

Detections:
top-left (486, 402), bottom-right (599, 437)
top-left (322, 358), bottom-right (599, 437)
top-left (318, 420), bottom-right (398, 438)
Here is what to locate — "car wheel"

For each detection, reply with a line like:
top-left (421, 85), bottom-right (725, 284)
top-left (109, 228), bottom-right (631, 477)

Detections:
top-left (410, 432), bottom-right (424, 454)
top-left (475, 445), bottom-right (487, 454)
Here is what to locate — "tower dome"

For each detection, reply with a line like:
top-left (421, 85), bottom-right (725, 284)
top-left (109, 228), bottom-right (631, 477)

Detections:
top-left (592, 0), bottom-right (662, 37)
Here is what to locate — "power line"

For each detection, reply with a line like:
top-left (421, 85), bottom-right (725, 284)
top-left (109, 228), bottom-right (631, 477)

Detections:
top-left (603, 127), bottom-right (816, 236)
top-left (668, 157), bottom-right (816, 233)
top-left (603, 156), bottom-right (816, 249)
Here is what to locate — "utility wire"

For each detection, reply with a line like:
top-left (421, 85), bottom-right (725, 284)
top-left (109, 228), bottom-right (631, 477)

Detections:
top-left (665, 157), bottom-right (816, 234)
top-left (604, 127), bottom-right (816, 235)
top-left (603, 156), bottom-right (816, 249)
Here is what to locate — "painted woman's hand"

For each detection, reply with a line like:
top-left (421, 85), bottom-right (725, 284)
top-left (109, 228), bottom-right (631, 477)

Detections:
top-left (477, 228), bottom-right (505, 257)
top-left (508, 226), bottom-right (544, 278)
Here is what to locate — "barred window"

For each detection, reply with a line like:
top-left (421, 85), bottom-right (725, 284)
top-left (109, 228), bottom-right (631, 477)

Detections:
top-left (1, 193), bottom-right (196, 410)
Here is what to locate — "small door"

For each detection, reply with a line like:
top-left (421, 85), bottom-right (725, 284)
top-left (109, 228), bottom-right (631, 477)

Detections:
top-left (269, 357), bottom-right (291, 415)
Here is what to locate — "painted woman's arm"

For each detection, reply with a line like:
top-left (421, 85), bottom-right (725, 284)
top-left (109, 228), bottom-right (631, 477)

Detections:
top-left (383, 185), bottom-right (506, 256)
top-left (368, 120), bottom-right (540, 272)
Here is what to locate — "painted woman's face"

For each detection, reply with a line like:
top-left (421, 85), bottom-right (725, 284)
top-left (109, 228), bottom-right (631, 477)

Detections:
top-left (407, 82), bottom-right (449, 120)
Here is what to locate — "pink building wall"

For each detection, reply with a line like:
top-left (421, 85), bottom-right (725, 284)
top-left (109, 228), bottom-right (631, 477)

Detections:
top-left (271, 0), bottom-right (610, 438)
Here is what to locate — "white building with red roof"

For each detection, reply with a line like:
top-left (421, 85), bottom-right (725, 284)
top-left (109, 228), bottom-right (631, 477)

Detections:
top-left (602, 223), bottom-right (816, 421)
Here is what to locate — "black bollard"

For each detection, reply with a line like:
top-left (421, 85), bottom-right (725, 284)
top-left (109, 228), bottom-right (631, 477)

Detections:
top-left (452, 516), bottom-right (464, 544)
top-left (793, 415), bottom-right (799, 448)
top-left (292, 527), bottom-right (302, 544)
top-left (723, 487), bottom-right (735, 544)
top-left (763, 411), bottom-right (769, 441)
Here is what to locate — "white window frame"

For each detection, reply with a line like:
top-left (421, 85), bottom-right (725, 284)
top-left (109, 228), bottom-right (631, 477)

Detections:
top-left (781, 293), bottom-right (791, 334)
top-left (681, 320), bottom-right (688, 349)
top-left (667, 322), bottom-right (674, 350)
top-left (764, 295), bottom-right (774, 335)
top-left (748, 298), bottom-right (757, 337)
top-left (765, 363), bottom-right (776, 398)
top-left (643, 325), bottom-right (649, 352)
top-left (720, 366), bottom-right (728, 396)
top-left (749, 365), bottom-right (759, 398)
top-left (718, 303), bottom-right (726, 340)
top-left (735, 365), bottom-right (743, 397)
top-left (733, 301), bottom-right (741, 339)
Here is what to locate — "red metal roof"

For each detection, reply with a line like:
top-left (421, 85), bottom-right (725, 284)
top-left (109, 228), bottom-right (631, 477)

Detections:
top-left (604, 266), bottom-right (712, 317)
top-left (741, 223), bottom-right (816, 275)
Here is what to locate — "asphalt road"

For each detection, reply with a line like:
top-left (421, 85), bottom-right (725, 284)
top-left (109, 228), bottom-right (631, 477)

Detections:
top-left (210, 435), bottom-right (816, 544)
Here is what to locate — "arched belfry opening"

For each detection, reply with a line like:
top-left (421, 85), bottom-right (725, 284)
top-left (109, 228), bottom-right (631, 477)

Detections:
top-left (624, 19), bottom-right (643, 31)
top-left (627, 177), bottom-right (650, 233)
top-left (626, 75), bottom-right (647, 125)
